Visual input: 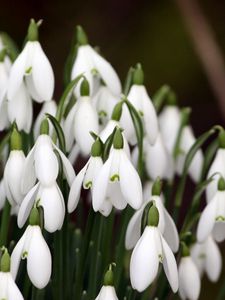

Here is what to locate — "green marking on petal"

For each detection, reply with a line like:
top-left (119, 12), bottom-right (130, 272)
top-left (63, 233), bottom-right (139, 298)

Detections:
top-left (84, 181), bottom-right (92, 189)
top-left (22, 251), bottom-right (28, 259)
top-left (91, 68), bottom-right (98, 75)
top-left (139, 110), bottom-right (144, 117)
top-left (110, 174), bottom-right (120, 182)
top-left (198, 253), bottom-right (206, 260)
top-left (215, 216), bottom-right (225, 221)
top-left (158, 254), bottom-right (163, 263)
top-left (99, 110), bottom-right (107, 117)
top-left (25, 66), bottom-right (32, 75)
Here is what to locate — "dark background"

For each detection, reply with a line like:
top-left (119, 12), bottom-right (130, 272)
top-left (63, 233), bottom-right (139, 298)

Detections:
top-left (1, 0), bottom-right (225, 298)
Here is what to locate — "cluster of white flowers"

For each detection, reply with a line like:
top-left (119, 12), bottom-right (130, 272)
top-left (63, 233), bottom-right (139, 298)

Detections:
top-left (0, 19), bottom-right (224, 300)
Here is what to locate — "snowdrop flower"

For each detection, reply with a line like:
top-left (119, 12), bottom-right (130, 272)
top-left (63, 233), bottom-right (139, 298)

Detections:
top-left (7, 19), bottom-right (54, 103)
top-left (18, 181), bottom-right (65, 232)
top-left (120, 64), bottom-right (158, 145)
top-left (125, 178), bottom-right (179, 252)
top-left (159, 101), bottom-right (180, 155)
top-left (3, 128), bottom-right (25, 206)
top-left (34, 100), bottom-right (57, 139)
top-left (71, 26), bottom-right (121, 96)
top-left (21, 119), bottom-right (75, 194)
top-left (0, 248), bottom-right (24, 300)
top-left (144, 134), bottom-right (174, 180)
top-left (11, 208), bottom-right (52, 289)
top-left (95, 265), bottom-right (118, 300)
top-left (178, 243), bottom-right (201, 300)
top-left (93, 128), bottom-right (142, 212)
top-left (176, 124), bottom-right (203, 183)
top-left (191, 235), bottom-right (222, 282)
top-left (206, 130), bottom-right (225, 203)
top-left (130, 204), bottom-right (178, 292)
top-left (64, 78), bottom-right (99, 154)
top-left (197, 177), bottom-right (225, 243)
top-left (0, 49), bottom-right (10, 131)
top-left (92, 85), bottom-right (120, 126)
top-left (68, 138), bottom-right (107, 214)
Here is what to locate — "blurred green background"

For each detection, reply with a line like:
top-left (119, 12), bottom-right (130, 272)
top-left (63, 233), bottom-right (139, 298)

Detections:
top-left (1, 0), bottom-right (225, 298)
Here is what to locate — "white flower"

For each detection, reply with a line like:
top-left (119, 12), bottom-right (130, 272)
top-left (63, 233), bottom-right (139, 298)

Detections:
top-left (144, 134), bottom-right (174, 180)
top-left (159, 105), bottom-right (180, 155)
top-left (0, 272), bottom-right (24, 300)
top-left (206, 148), bottom-right (225, 203)
top-left (130, 226), bottom-right (178, 292)
top-left (64, 96), bottom-right (99, 154)
top-left (95, 286), bottom-right (118, 300)
top-left (197, 187), bottom-right (225, 243)
top-left (21, 134), bottom-right (75, 194)
top-left (4, 150), bottom-right (25, 206)
top-left (125, 195), bottom-right (179, 252)
top-left (176, 126), bottom-right (203, 183)
top-left (71, 44), bottom-right (121, 96)
top-left (8, 82), bottom-right (33, 133)
top-left (178, 256), bottom-right (201, 300)
top-left (18, 182), bottom-right (65, 232)
top-left (11, 225), bottom-right (52, 289)
top-left (93, 136), bottom-right (142, 212)
top-left (7, 23), bottom-right (54, 103)
top-left (191, 235), bottom-right (222, 282)
top-left (122, 84), bottom-right (158, 145)
top-left (34, 100), bottom-right (57, 139)
top-left (92, 85), bottom-right (120, 126)
top-left (68, 156), bottom-right (103, 213)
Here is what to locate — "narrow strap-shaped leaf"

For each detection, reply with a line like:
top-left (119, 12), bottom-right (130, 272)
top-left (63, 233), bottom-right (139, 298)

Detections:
top-left (46, 114), bottom-right (66, 153)
top-left (152, 84), bottom-right (171, 113)
top-left (123, 67), bottom-right (135, 96)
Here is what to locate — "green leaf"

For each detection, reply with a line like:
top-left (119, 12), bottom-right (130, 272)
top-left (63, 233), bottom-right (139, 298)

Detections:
top-left (123, 67), bottom-right (135, 96)
top-left (46, 114), bottom-right (66, 153)
top-left (56, 74), bottom-right (83, 123)
top-left (152, 84), bottom-right (171, 113)
top-left (103, 127), bottom-right (117, 161)
top-left (201, 138), bottom-right (218, 180)
top-left (0, 32), bottom-right (19, 61)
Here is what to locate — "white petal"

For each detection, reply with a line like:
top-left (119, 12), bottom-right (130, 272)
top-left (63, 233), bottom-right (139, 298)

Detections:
top-left (34, 135), bottom-right (59, 186)
top-left (7, 44), bottom-right (28, 100)
top-left (68, 164), bottom-right (87, 213)
top-left (125, 208), bottom-right (143, 250)
top-left (90, 46), bottom-right (121, 95)
top-left (73, 97), bottom-right (99, 155)
top-left (17, 183), bottom-right (40, 228)
top-left (28, 42), bottom-right (54, 102)
top-left (107, 181), bottom-right (127, 210)
top-left (162, 236), bottom-right (178, 292)
top-left (163, 208), bottom-right (179, 252)
top-left (10, 227), bottom-right (28, 279)
top-left (52, 143), bottom-right (75, 186)
top-left (7, 273), bottom-right (24, 300)
top-left (27, 226), bottom-right (52, 288)
top-left (119, 151), bottom-right (142, 209)
top-left (212, 222), bottom-right (225, 242)
top-left (92, 155), bottom-right (112, 212)
top-left (197, 197), bottom-right (217, 242)
top-left (95, 286), bottom-right (118, 300)
top-left (40, 184), bottom-right (65, 232)
top-left (8, 83), bottom-right (33, 133)
top-left (83, 157), bottom-right (103, 188)
top-left (205, 236), bottom-right (222, 281)
top-left (21, 145), bottom-right (36, 194)
top-left (98, 199), bottom-right (113, 217)
top-left (178, 257), bottom-right (201, 300)
top-left (0, 272), bottom-right (8, 299)
top-left (141, 86), bottom-right (158, 145)
top-left (130, 227), bottom-right (159, 292)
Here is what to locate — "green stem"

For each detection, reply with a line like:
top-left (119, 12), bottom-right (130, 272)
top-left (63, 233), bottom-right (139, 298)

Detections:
top-left (0, 200), bottom-right (11, 247)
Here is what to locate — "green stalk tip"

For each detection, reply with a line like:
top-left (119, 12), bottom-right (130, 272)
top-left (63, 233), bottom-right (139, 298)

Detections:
top-left (76, 25), bottom-right (88, 45)
top-left (10, 126), bottom-right (22, 150)
top-left (111, 101), bottom-right (123, 121)
top-left (0, 48), bottom-right (7, 62)
top-left (147, 203), bottom-right (159, 227)
top-left (218, 129), bottom-right (225, 149)
top-left (29, 207), bottom-right (40, 226)
top-left (80, 77), bottom-right (90, 96)
top-left (91, 137), bottom-right (103, 157)
top-left (167, 90), bottom-right (177, 106)
top-left (40, 118), bottom-right (49, 135)
top-left (133, 63), bottom-right (144, 85)
top-left (218, 177), bottom-right (225, 191)
top-left (113, 128), bottom-right (124, 149)
top-left (152, 177), bottom-right (162, 196)
top-left (0, 248), bottom-right (10, 272)
top-left (103, 265), bottom-right (114, 286)
top-left (181, 242), bottom-right (190, 257)
top-left (27, 19), bottom-right (39, 41)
